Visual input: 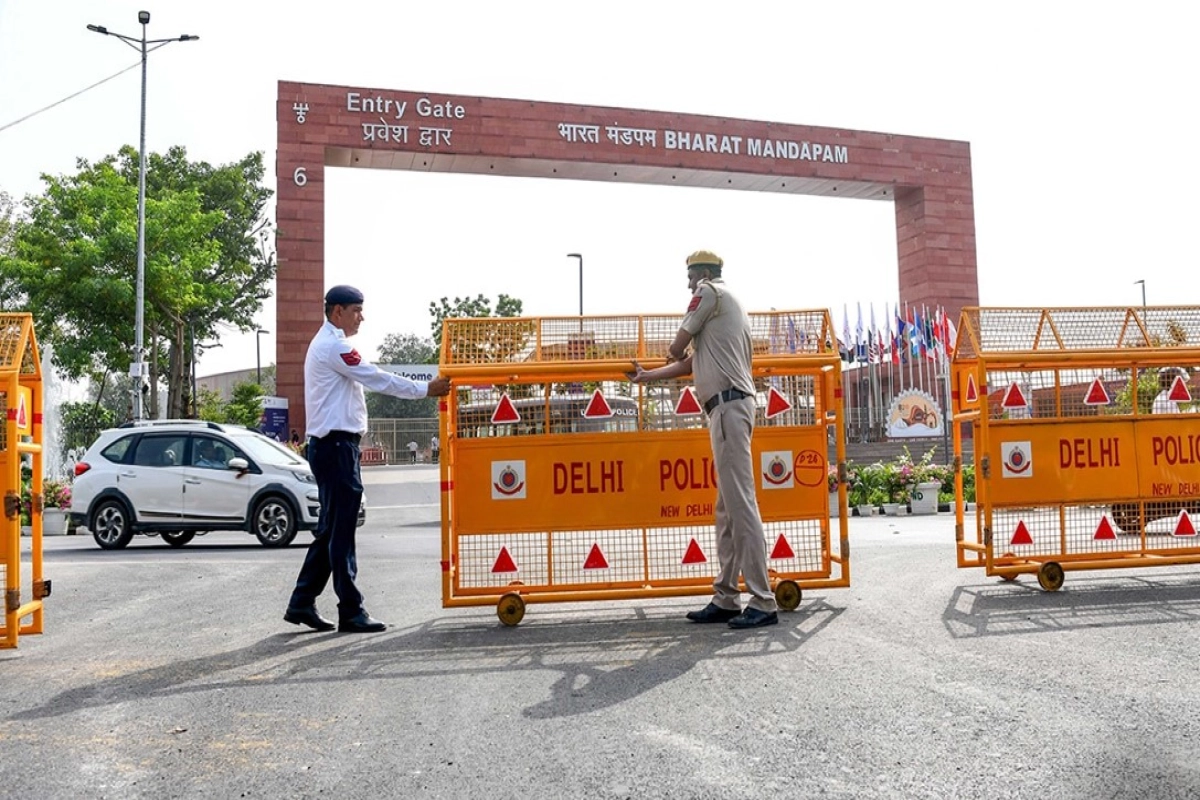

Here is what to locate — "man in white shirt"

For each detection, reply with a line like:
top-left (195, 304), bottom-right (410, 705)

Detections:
top-left (285, 285), bottom-right (451, 634)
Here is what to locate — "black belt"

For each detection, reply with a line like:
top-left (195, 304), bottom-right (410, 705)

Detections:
top-left (318, 430), bottom-right (362, 445)
top-left (703, 388), bottom-right (751, 414)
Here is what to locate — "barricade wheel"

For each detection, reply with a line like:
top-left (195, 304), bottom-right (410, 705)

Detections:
top-left (774, 580), bottom-right (802, 611)
top-left (1037, 562), bottom-right (1065, 592)
top-left (497, 593), bottom-right (526, 627)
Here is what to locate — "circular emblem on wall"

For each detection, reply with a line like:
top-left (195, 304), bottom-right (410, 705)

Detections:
top-left (1004, 446), bottom-right (1030, 474)
top-left (493, 465), bottom-right (525, 495)
top-left (763, 456), bottom-right (793, 486)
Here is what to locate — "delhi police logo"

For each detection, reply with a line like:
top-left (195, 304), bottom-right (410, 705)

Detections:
top-left (491, 461), bottom-right (527, 499)
top-left (760, 451), bottom-right (794, 489)
top-left (1000, 442), bottom-right (1033, 478)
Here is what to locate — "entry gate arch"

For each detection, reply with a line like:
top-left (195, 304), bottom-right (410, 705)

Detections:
top-left (275, 82), bottom-right (978, 431)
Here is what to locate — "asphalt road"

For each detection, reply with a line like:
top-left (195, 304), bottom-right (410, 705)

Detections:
top-left (3, 465), bottom-right (1200, 799)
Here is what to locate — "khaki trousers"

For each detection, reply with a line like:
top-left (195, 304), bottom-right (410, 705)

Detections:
top-left (707, 397), bottom-right (777, 613)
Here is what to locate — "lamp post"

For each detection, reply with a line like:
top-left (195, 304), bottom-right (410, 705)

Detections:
top-left (1134, 279), bottom-right (1146, 309)
top-left (256, 329), bottom-right (270, 387)
top-left (567, 253), bottom-right (583, 316)
top-left (87, 12), bottom-right (198, 420)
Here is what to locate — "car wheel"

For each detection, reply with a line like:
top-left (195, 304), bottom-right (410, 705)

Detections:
top-left (91, 499), bottom-right (134, 550)
top-left (252, 495), bottom-right (297, 547)
top-left (161, 531), bottom-right (196, 548)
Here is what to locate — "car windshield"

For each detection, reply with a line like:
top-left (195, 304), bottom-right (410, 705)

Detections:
top-left (227, 429), bottom-right (307, 466)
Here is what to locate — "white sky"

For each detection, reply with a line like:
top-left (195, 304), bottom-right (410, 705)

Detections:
top-left (2, 1), bottom-right (1197, 379)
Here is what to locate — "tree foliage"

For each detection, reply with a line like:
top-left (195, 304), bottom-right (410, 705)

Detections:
top-left (367, 333), bottom-right (438, 419)
top-left (0, 146), bottom-right (274, 418)
top-left (59, 400), bottom-right (118, 454)
top-left (195, 381), bottom-right (265, 428)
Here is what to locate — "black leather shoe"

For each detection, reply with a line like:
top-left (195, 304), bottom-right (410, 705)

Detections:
top-left (728, 608), bottom-right (779, 629)
top-left (338, 612), bottom-right (387, 633)
top-left (284, 606), bottom-right (335, 632)
top-left (686, 602), bottom-right (741, 623)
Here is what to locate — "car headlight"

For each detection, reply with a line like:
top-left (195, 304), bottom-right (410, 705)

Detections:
top-left (292, 470), bottom-right (315, 483)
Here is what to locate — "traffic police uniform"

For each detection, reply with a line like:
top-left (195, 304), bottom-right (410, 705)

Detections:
top-left (680, 252), bottom-right (778, 616)
top-left (288, 285), bottom-right (431, 626)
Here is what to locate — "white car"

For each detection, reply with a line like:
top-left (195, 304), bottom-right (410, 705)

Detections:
top-left (69, 420), bottom-right (364, 549)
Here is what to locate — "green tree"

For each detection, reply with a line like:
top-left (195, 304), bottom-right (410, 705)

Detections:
top-left (429, 293), bottom-right (524, 347)
top-left (0, 146), bottom-right (275, 419)
top-left (224, 381), bottom-right (268, 428)
top-left (59, 400), bottom-right (118, 453)
top-left (367, 333), bottom-right (438, 419)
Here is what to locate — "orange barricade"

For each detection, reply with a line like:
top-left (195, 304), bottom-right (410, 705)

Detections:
top-left (438, 312), bottom-right (849, 624)
top-left (952, 306), bottom-right (1200, 591)
top-left (1, 313), bottom-right (49, 649)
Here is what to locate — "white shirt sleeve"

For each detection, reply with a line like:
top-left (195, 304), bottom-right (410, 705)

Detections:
top-left (324, 341), bottom-right (429, 399)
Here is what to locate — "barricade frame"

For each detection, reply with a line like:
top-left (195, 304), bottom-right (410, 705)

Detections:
top-left (952, 305), bottom-right (1200, 591)
top-left (437, 312), bottom-right (850, 624)
top-left (0, 313), bottom-right (47, 649)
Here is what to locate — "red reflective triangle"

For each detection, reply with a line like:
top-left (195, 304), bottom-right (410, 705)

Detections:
top-left (1093, 516), bottom-right (1117, 540)
top-left (1010, 521), bottom-right (1033, 546)
top-left (16, 394), bottom-right (27, 428)
top-left (1002, 382), bottom-right (1028, 409)
top-left (675, 386), bottom-right (703, 416)
top-left (770, 534), bottom-right (796, 559)
top-left (1168, 375), bottom-right (1193, 402)
top-left (1174, 510), bottom-right (1197, 537)
top-left (765, 387), bottom-right (792, 419)
top-left (582, 543), bottom-right (609, 570)
top-left (582, 389), bottom-right (614, 418)
top-left (964, 373), bottom-right (979, 404)
top-left (1083, 378), bottom-right (1111, 406)
top-left (491, 546), bottom-right (518, 573)
top-left (491, 393), bottom-right (521, 424)
top-left (681, 538), bottom-right (707, 564)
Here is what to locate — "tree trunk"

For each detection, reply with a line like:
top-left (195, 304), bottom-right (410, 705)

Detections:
top-left (166, 319), bottom-right (189, 418)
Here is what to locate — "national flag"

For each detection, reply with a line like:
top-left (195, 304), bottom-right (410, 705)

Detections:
top-left (841, 304), bottom-right (854, 363)
top-left (868, 304), bottom-right (879, 362)
top-left (855, 302), bottom-right (866, 362)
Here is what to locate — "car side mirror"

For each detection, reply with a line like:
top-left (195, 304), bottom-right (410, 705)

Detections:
top-left (227, 457), bottom-right (249, 471)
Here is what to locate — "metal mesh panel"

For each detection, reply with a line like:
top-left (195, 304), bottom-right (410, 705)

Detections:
top-left (550, 529), bottom-right (645, 585)
top-left (457, 532), bottom-right (550, 589)
top-left (455, 382), bottom-right (643, 438)
top-left (442, 310), bottom-right (836, 367)
top-left (764, 519), bottom-right (829, 574)
top-left (992, 505), bottom-right (1200, 561)
top-left (646, 525), bottom-right (719, 582)
top-left (958, 306), bottom-right (1200, 357)
top-left (982, 365), bottom-right (1191, 421)
top-left (0, 315), bottom-right (26, 371)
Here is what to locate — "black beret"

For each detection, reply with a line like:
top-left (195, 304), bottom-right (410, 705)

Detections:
top-left (324, 285), bottom-right (364, 305)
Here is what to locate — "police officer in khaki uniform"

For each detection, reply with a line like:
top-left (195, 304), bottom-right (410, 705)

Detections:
top-left (628, 250), bottom-right (778, 628)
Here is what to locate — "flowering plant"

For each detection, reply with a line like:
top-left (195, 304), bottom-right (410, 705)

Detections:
top-left (827, 465), bottom-right (839, 493)
top-left (44, 479), bottom-right (72, 509)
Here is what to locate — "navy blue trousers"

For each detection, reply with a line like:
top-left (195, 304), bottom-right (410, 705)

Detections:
top-left (289, 434), bottom-right (364, 619)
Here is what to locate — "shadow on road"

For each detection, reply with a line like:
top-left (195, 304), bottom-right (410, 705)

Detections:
top-left (943, 571), bottom-right (1200, 638)
top-left (8, 598), bottom-right (844, 722)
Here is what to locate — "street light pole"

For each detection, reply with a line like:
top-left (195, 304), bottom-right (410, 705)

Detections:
top-left (567, 253), bottom-right (583, 315)
top-left (1134, 279), bottom-right (1146, 309)
top-left (87, 12), bottom-right (198, 420)
top-left (256, 329), bottom-right (270, 387)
